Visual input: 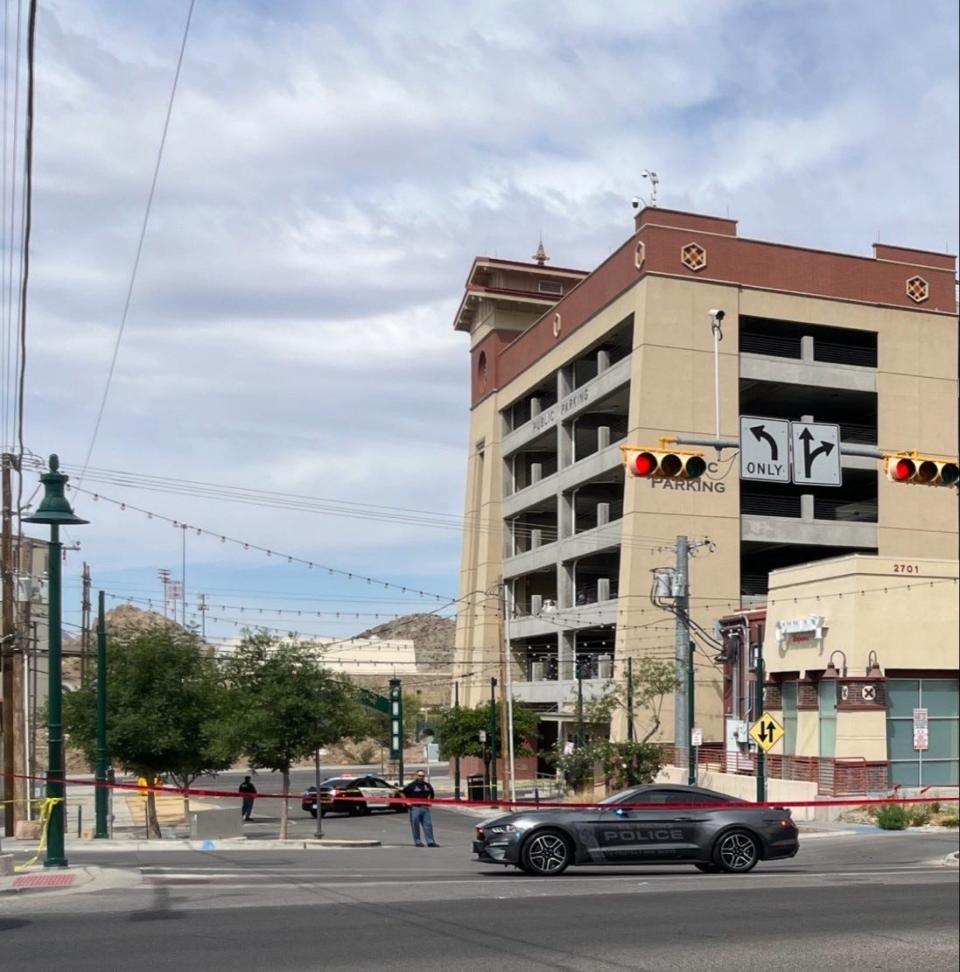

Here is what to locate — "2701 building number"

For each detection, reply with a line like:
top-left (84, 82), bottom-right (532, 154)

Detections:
top-left (892, 563), bottom-right (919, 574)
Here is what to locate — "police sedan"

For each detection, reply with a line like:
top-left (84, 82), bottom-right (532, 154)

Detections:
top-left (302, 775), bottom-right (407, 817)
top-left (473, 783), bottom-right (798, 876)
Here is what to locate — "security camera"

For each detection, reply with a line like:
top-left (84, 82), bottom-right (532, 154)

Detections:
top-left (708, 309), bottom-right (725, 321)
top-left (631, 196), bottom-right (642, 209)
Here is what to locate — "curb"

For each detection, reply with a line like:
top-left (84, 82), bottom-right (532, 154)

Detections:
top-left (71, 838), bottom-right (382, 852)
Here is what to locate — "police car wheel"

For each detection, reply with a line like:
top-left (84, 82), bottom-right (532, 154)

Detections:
top-left (520, 829), bottom-right (572, 876)
top-left (713, 830), bottom-right (759, 873)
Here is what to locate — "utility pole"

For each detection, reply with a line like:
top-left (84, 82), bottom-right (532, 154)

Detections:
top-left (2, 452), bottom-right (17, 837)
top-left (80, 563), bottom-right (91, 684)
top-left (673, 536), bottom-right (691, 778)
top-left (687, 642), bottom-right (696, 786)
top-left (198, 593), bottom-right (207, 641)
top-left (626, 656), bottom-right (635, 743)
top-left (488, 677), bottom-right (498, 800)
top-left (158, 569), bottom-right (170, 618)
top-left (180, 524), bottom-right (187, 627)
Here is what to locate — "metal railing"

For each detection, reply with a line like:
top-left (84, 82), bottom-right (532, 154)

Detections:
top-left (663, 745), bottom-right (889, 795)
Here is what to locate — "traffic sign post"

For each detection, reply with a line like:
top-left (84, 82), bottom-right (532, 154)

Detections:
top-left (739, 417), bottom-right (790, 483)
top-left (790, 421), bottom-right (841, 486)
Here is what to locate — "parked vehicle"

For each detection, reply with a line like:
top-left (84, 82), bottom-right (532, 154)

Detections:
top-left (302, 775), bottom-right (407, 817)
top-left (473, 784), bottom-right (798, 876)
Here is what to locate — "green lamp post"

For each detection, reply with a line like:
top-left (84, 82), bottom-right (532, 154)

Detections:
top-left (24, 455), bottom-right (88, 867)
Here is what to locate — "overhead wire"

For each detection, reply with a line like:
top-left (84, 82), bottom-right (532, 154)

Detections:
top-left (79, 0), bottom-right (196, 479)
top-left (26, 455), bottom-right (681, 553)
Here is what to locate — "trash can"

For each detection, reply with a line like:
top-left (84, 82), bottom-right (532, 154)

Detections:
top-left (467, 774), bottom-right (488, 803)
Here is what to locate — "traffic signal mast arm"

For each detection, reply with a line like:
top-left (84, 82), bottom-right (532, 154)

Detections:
top-left (661, 435), bottom-right (958, 488)
top-left (620, 436), bottom-right (960, 486)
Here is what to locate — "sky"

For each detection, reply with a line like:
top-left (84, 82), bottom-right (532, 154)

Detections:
top-left (4, 0), bottom-right (958, 644)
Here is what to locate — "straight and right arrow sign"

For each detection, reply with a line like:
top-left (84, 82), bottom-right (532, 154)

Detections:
top-left (790, 421), bottom-right (841, 486)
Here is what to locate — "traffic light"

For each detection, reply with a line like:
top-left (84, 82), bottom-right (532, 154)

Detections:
top-left (884, 452), bottom-right (959, 487)
top-left (621, 445), bottom-right (707, 480)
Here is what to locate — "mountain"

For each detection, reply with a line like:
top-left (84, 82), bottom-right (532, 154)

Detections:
top-left (355, 613), bottom-right (455, 671)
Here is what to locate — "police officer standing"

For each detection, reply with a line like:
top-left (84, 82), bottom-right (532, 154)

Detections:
top-left (239, 776), bottom-right (257, 821)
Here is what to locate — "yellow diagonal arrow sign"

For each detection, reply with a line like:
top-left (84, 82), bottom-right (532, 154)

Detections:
top-left (749, 712), bottom-right (784, 752)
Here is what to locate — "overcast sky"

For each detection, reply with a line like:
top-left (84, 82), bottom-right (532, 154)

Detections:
top-left (9, 0), bottom-right (958, 642)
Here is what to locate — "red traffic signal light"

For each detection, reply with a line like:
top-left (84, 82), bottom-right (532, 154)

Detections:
top-left (884, 452), bottom-right (959, 487)
top-left (621, 446), bottom-right (707, 481)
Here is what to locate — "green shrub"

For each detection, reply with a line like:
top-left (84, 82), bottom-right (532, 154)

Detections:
top-left (908, 806), bottom-right (930, 827)
top-left (874, 804), bottom-right (909, 830)
top-left (940, 814), bottom-right (959, 828)
top-left (929, 801), bottom-right (941, 815)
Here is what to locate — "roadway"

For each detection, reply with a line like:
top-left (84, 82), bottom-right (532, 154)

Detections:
top-left (2, 806), bottom-right (957, 971)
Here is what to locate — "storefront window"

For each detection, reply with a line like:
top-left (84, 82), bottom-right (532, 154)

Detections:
top-left (886, 678), bottom-right (959, 786)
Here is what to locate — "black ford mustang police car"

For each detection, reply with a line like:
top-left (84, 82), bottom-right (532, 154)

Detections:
top-left (473, 784), bottom-right (798, 876)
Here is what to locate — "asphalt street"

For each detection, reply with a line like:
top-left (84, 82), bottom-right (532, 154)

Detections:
top-left (2, 808), bottom-right (957, 971)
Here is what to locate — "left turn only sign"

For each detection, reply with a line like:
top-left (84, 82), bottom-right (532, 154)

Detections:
top-left (749, 712), bottom-right (784, 752)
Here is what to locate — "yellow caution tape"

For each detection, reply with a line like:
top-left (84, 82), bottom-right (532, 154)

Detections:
top-left (14, 797), bottom-right (63, 871)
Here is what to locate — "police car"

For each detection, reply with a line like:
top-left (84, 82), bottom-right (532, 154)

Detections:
top-left (473, 784), bottom-right (798, 875)
top-left (302, 775), bottom-right (407, 817)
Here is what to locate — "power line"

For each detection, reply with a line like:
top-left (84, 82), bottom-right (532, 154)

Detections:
top-left (80, 0), bottom-right (196, 478)
top-left (33, 456), bottom-right (680, 552)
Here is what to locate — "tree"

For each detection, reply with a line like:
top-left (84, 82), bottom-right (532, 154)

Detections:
top-left (436, 699), bottom-right (539, 783)
top-left (217, 632), bottom-right (367, 839)
top-left (63, 625), bottom-right (233, 838)
top-left (548, 658), bottom-right (677, 795)
top-left (552, 740), bottom-right (664, 793)
top-left (584, 656), bottom-right (679, 743)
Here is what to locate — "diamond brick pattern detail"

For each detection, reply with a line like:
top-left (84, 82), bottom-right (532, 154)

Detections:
top-left (13, 873), bottom-right (76, 888)
top-left (905, 275), bottom-right (929, 303)
top-left (681, 241), bottom-right (707, 271)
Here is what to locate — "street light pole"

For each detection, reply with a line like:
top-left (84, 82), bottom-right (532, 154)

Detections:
top-left (453, 680), bottom-right (461, 801)
top-left (756, 641), bottom-right (766, 804)
top-left (489, 677), bottom-right (497, 802)
top-left (24, 456), bottom-right (88, 868)
top-left (94, 591), bottom-right (108, 838)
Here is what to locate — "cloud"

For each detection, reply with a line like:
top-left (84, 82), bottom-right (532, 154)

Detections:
top-left (16, 0), bottom-right (958, 637)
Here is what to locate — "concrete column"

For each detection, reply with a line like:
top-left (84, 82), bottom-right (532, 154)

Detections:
top-left (801, 335), bottom-right (814, 362)
top-left (597, 502), bottom-right (610, 527)
top-left (597, 577), bottom-right (611, 601)
top-left (558, 630), bottom-right (575, 681)
top-left (530, 462), bottom-right (542, 484)
top-left (597, 349), bottom-right (610, 373)
top-left (801, 494), bottom-right (815, 520)
top-left (597, 426), bottom-right (611, 450)
top-left (557, 562), bottom-right (573, 609)
top-left (530, 396), bottom-right (542, 417)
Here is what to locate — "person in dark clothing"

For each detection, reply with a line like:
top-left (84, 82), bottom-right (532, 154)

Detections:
top-left (239, 776), bottom-right (257, 821)
top-left (402, 771), bottom-right (438, 846)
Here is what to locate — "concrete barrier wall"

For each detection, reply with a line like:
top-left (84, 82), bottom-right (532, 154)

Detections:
top-left (656, 766), bottom-right (820, 820)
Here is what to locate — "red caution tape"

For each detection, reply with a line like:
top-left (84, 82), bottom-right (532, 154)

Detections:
top-left (8, 772), bottom-right (958, 813)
